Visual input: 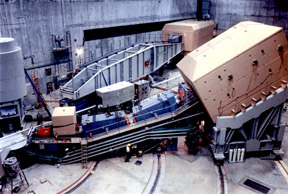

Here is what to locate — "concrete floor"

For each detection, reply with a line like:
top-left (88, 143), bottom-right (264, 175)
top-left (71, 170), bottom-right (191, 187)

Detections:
top-left (3, 126), bottom-right (287, 194)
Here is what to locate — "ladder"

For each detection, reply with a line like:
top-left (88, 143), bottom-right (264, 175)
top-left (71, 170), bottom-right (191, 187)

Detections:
top-left (81, 140), bottom-right (88, 169)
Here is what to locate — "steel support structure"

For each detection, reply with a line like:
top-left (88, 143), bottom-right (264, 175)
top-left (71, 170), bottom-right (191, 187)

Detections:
top-left (211, 85), bottom-right (288, 162)
top-left (61, 42), bottom-right (183, 100)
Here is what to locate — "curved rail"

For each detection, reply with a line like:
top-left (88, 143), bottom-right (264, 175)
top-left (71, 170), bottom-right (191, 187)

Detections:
top-left (216, 164), bottom-right (228, 194)
top-left (142, 153), bottom-right (165, 194)
top-left (56, 161), bottom-right (98, 194)
top-left (274, 159), bottom-right (288, 185)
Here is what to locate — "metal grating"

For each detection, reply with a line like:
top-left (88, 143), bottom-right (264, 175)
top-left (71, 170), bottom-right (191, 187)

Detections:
top-left (243, 179), bottom-right (270, 194)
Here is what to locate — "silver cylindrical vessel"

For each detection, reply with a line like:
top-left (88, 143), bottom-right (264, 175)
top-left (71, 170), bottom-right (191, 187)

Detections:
top-left (0, 37), bottom-right (27, 102)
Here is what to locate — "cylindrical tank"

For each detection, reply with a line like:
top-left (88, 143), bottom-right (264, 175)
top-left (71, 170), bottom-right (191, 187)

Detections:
top-left (0, 37), bottom-right (27, 103)
top-left (3, 157), bottom-right (20, 178)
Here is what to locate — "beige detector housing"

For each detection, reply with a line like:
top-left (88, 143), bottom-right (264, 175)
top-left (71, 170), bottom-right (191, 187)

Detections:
top-left (177, 21), bottom-right (288, 122)
top-left (161, 20), bottom-right (214, 52)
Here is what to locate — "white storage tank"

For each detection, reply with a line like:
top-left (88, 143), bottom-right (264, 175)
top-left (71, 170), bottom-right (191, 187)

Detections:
top-left (0, 37), bottom-right (27, 103)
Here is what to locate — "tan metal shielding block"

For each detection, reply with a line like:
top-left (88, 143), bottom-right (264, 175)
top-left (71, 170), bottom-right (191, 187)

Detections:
top-left (161, 20), bottom-right (214, 52)
top-left (52, 106), bottom-right (76, 135)
top-left (177, 21), bottom-right (288, 122)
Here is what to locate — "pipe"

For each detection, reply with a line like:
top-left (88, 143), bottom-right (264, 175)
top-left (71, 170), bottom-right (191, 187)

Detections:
top-left (197, 0), bottom-right (203, 20)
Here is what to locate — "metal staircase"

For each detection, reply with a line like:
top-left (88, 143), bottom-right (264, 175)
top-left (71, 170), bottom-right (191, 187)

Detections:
top-left (61, 42), bottom-right (183, 100)
top-left (81, 140), bottom-right (88, 168)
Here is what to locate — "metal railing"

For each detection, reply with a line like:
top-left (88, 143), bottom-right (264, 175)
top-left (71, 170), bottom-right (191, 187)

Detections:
top-left (61, 42), bottom-right (183, 99)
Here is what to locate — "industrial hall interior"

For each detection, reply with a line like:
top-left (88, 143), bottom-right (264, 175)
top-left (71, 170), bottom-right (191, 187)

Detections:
top-left (1, 0), bottom-right (288, 193)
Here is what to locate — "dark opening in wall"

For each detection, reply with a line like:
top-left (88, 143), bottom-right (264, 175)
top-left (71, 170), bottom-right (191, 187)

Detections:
top-left (83, 19), bottom-right (193, 41)
top-left (53, 48), bottom-right (70, 64)
top-left (45, 68), bottom-right (52, 76)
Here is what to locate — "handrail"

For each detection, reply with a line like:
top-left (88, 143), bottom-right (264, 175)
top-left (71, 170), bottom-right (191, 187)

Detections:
top-left (151, 75), bottom-right (183, 87)
top-left (61, 42), bottom-right (183, 99)
top-left (63, 43), bottom-right (149, 91)
top-left (75, 45), bottom-right (154, 93)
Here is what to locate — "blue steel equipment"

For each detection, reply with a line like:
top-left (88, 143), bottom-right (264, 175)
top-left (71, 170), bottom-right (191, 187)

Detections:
top-left (81, 90), bottom-right (177, 137)
top-left (26, 82), bottom-right (204, 164)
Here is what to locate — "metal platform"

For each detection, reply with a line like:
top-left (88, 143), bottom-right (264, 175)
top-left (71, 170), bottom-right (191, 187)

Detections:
top-left (61, 111), bottom-right (202, 164)
top-left (27, 99), bottom-right (202, 164)
top-left (61, 42), bottom-right (183, 99)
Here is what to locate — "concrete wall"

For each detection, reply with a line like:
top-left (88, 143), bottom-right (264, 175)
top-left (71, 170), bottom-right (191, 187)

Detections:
top-left (0, 0), bottom-right (197, 93)
top-left (207, 0), bottom-right (288, 36)
top-left (0, 0), bottom-right (196, 68)
top-left (2, 0), bottom-right (287, 94)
